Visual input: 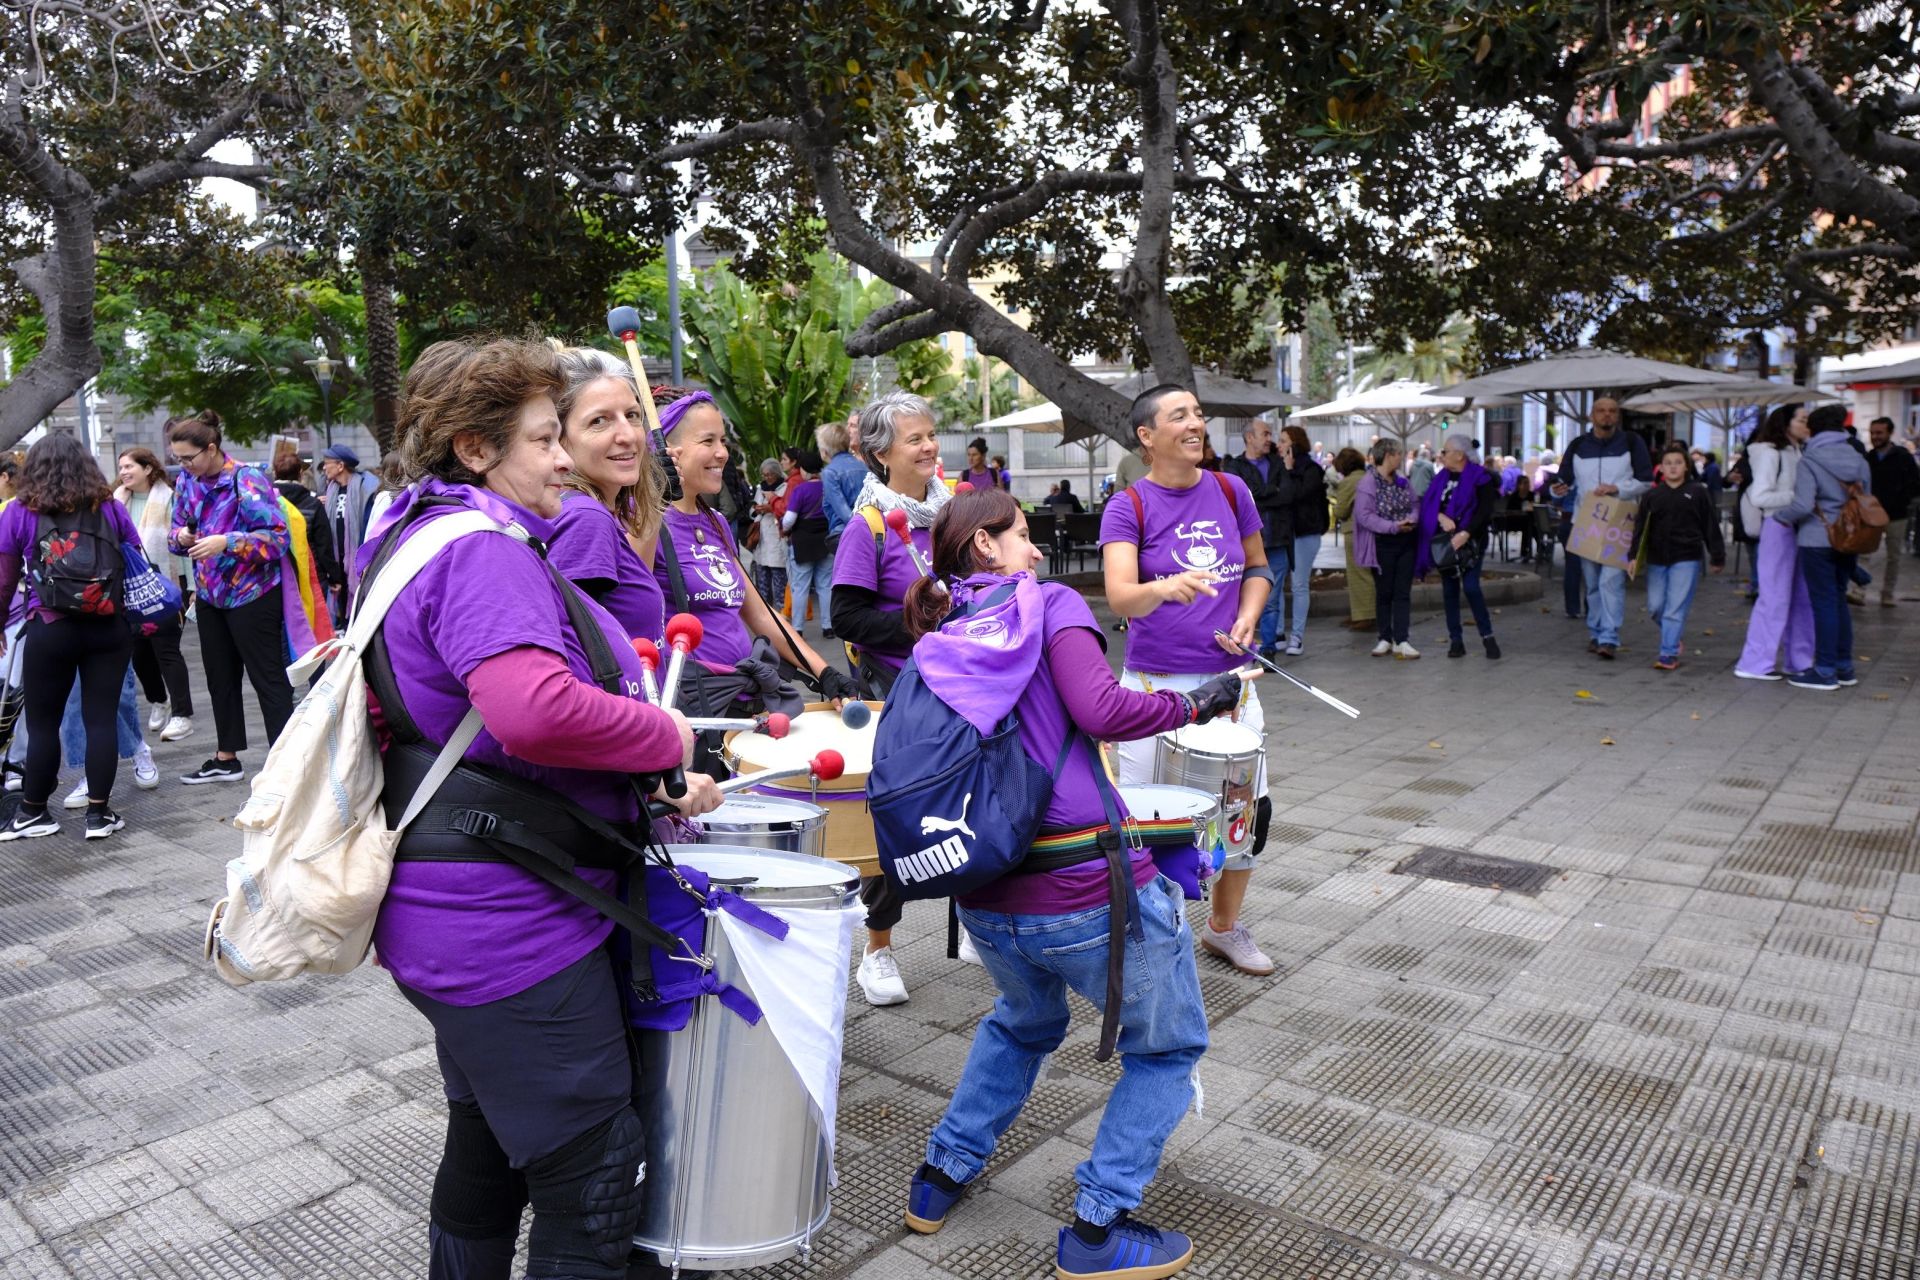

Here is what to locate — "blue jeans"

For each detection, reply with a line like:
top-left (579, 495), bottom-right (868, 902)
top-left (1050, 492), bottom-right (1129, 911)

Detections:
top-left (61, 666), bottom-right (142, 767)
top-left (1798, 546), bottom-right (1856, 678)
top-left (1280, 534), bottom-right (1321, 639)
top-left (1644, 560), bottom-right (1703, 660)
top-left (1441, 562), bottom-right (1493, 643)
top-left (927, 876), bottom-right (1208, 1226)
top-left (1581, 558), bottom-right (1628, 646)
top-left (786, 556), bottom-right (832, 631)
top-left (1256, 544), bottom-right (1292, 649)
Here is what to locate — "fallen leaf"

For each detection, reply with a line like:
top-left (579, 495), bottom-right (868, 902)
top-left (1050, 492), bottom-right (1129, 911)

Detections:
top-left (1854, 910), bottom-right (1880, 926)
top-left (1703, 628), bottom-right (1715, 636)
top-left (1860, 655), bottom-right (1873, 662)
top-left (1427, 740), bottom-right (1444, 750)
top-left (1575, 690), bottom-right (1593, 699)
top-left (1873, 693), bottom-right (1891, 701)
top-left (1600, 736), bottom-right (1616, 746)
top-left (1690, 712), bottom-right (1701, 721)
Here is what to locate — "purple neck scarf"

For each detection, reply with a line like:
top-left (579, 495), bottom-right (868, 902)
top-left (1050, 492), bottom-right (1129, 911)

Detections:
top-left (913, 571), bottom-right (1048, 733)
top-left (1415, 460), bottom-right (1490, 576)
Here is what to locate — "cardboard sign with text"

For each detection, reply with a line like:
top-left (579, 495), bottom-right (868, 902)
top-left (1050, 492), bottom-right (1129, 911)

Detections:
top-left (1567, 491), bottom-right (1640, 569)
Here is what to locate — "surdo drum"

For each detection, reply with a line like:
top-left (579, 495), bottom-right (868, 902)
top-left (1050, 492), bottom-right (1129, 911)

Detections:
top-left (1154, 720), bottom-right (1262, 860)
top-left (724, 702), bottom-right (880, 877)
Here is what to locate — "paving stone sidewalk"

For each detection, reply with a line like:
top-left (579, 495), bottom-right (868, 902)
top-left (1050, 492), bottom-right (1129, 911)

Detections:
top-left (2, 569), bottom-right (1917, 1279)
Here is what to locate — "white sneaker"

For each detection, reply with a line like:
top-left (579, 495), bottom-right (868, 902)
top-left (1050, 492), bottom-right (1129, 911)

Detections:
top-left (147, 702), bottom-right (169, 732)
top-left (1200, 921), bottom-right (1276, 976)
top-left (1284, 635), bottom-right (1304, 656)
top-left (3, 772), bottom-right (19, 793)
top-left (159, 716), bottom-right (193, 742)
top-left (133, 745), bottom-right (159, 790)
top-left (957, 930), bottom-right (984, 967)
top-left (63, 779), bottom-right (90, 810)
top-left (857, 946), bottom-right (910, 1006)
top-left (1733, 668), bottom-right (1782, 681)
top-left (1370, 640), bottom-right (1391, 657)
top-left (1393, 641), bottom-right (1421, 660)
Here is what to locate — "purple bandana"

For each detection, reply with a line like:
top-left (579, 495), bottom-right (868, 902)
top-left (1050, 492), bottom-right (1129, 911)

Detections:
top-left (657, 390), bottom-right (716, 437)
top-left (912, 571), bottom-right (1048, 733)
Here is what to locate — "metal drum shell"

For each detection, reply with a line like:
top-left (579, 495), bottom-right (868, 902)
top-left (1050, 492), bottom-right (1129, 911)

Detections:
top-left (1116, 782), bottom-right (1222, 851)
top-left (633, 845), bottom-right (860, 1271)
top-left (697, 795), bottom-right (828, 857)
top-left (1153, 721), bottom-right (1262, 857)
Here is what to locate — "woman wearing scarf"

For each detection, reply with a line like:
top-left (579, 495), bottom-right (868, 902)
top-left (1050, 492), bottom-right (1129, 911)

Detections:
top-left (898, 485), bottom-right (1238, 1280)
top-left (651, 386), bottom-right (858, 696)
top-left (1415, 434), bottom-right (1503, 661)
top-left (1353, 439), bottom-right (1420, 658)
top-left (828, 391), bottom-right (952, 1005)
top-left (115, 447), bottom-right (195, 740)
top-left (546, 347), bottom-right (668, 646)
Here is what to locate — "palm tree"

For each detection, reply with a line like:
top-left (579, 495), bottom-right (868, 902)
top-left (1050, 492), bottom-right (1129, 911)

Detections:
top-left (1354, 316), bottom-right (1473, 389)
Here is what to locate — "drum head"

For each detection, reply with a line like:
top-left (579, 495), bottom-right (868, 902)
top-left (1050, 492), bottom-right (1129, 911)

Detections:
top-left (1167, 719), bottom-right (1262, 756)
top-left (702, 795), bottom-right (827, 829)
top-left (1118, 784), bottom-right (1217, 821)
top-left (665, 844), bottom-right (860, 892)
top-left (725, 705), bottom-right (877, 786)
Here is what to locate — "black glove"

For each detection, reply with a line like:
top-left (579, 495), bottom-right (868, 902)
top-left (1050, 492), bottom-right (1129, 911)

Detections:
top-left (816, 665), bottom-right (860, 703)
top-left (1186, 673), bottom-right (1242, 724)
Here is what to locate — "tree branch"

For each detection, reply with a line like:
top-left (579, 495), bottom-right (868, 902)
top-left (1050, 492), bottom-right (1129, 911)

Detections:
top-left (850, 296), bottom-right (929, 344)
top-left (1661, 184), bottom-right (1792, 248)
top-left (1590, 123), bottom-right (1781, 160)
top-left (1790, 64), bottom-right (1920, 170)
top-left (855, 310), bottom-right (954, 352)
top-left (646, 118), bottom-right (796, 166)
top-left (1791, 242), bottom-right (1915, 264)
top-left (100, 90), bottom-right (263, 214)
top-left (942, 169), bottom-right (1143, 282)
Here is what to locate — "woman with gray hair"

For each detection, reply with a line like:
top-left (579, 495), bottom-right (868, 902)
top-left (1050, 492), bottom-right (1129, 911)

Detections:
top-left (1415, 434), bottom-right (1502, 660)
top-left (830, 389), bottom-right (954, 1006)
top-left (1352, 438), bottom-right (1420, 658)
top-left (546, 346), bottom-right (669, 644)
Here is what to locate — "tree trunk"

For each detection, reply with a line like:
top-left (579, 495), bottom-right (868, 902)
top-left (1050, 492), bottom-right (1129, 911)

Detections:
top-left (1109, 0), bottom-right (1194, 389)
top-left (359, 238), bottom-right (401, 455)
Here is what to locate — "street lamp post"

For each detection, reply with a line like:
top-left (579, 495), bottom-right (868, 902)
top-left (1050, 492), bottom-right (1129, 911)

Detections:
top-left (305, 345), bottom-right (336, 449)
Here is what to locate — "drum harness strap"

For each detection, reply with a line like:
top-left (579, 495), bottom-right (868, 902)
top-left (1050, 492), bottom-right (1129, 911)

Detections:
top-left (363, 498), bottom-right (715, 978)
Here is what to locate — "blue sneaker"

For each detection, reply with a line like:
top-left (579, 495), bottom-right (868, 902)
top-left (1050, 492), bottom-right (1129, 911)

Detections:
top-left (1787, 669), bottom-right (1838, 691)
top-left (1055, 1215), bottom-right (1194, 1279)
top-left (904, 1166), bottom-right (966, 1234)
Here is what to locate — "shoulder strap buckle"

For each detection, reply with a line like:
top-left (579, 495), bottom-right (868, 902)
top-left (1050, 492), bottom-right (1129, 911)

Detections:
top-left (448, 808), bottom-right (500, 838)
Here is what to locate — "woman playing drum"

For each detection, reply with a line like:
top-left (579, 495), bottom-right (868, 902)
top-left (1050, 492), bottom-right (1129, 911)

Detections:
top-left (1099, 383), bottom-right (1276, 975)
top-left (898, 486), bottom-right (1240, 1280)
top-left (828, 390), bottom-right (951, 1005)
top-left (546, 347), bottom-right (668, 645)
top-left (359, 338), bottom-right (720, 1279)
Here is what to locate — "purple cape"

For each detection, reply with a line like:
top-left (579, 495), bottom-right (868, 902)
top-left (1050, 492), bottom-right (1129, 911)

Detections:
top-left (1415, 460), bottom-right (1490, 576)
top-left (912, 571), bottom-right (1047, 734)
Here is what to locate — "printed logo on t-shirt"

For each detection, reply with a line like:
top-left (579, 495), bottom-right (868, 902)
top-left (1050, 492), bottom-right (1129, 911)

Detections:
top-left (689, 542), bottom-right (740, 597)
top-left (1171, 520), bottom-right (1229, 574)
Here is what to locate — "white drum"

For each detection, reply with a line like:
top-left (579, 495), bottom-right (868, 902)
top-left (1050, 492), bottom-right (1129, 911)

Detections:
top-left (1154, 720), bottom-right (1262, 858)
top-left (725, 702), bottom-right (880, 876)
top-left (697, 795), bottom-right (828, 857)
top-left (1116, 783), bottom-right (1220, 854)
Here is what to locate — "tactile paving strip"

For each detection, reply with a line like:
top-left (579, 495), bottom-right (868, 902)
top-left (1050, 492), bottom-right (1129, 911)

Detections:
top-left (1416, 1197), bottom-right (1592, 1279)
top-left (1632, 1130), bottom-right (1795, 1217)
top-left (1335, 1114), bottom-right (1491, 1187)
top-left (1465, 1144), bottom-right (1631, 1233)
top-left (1206, 1215), bottom-right (1403, 1280)
top-left (1283, 1159), bottom-right (1452, 1251)
top-left (1799, 1170), bottom-right (1920, 1259)
top-left (1330, 1015), bottom-right (1453, 1063)
top-left (1373, 985), bottom-right (1486, 1027)
top-left (1138, 1175), bottom-right (1286, 1256)
top-left (1389, 1069), bottom-right (1531, 1137)
top-left (1666, 1087), bottom-right (1816, 1157)
top-left (1763, 1225), bottom-right (1919, 1280)
top-left (1597, 1186), bottom-right (1780, 1278)
top-left (1241, 1090), bottom-right (1372, 1152)
top-left (1430, 1037), bottom-right (1563, 1094)
top-left (1293, 1049), bottom-right (1420, 1107)
top-left (935, 1234), bottom-right (1054, 1279)
top-left (1471, 1004), bottom-right (1594, 1053)
top-left (736, 1217), bottom-right (878, 1279)
top-left (1173, 1123), bottom-right (1323, 1203)
top-left (1512, 1097), bottom-right (1654, 1168)
top-left (1548, 1061), bottom-right (1684, 1125)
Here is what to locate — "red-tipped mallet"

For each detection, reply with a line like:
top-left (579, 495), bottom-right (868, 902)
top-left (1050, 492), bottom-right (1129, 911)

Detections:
top-left (954, 481), bottom-right (975, 493)
top-left (630, 637), bottom-right (663, 704)
top-left (686, 712), bottom-right (790, 737)
top-left (658, 613), bottom-right (703, 711)
top-left (711, 748), bottom-right (846, 798)
top-left (882, 508), bottom-right (932, 579)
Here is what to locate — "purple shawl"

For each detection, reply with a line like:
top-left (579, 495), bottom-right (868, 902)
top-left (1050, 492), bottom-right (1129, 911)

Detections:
top-left (1415, 460), bottom-right (1491, 577)
top-left (912, 571), bottom-right (1046, 734)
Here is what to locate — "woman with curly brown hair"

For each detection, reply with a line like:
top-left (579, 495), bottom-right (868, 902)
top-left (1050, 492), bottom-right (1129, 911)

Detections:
top-left (0, 433), bottom-right (142, 841)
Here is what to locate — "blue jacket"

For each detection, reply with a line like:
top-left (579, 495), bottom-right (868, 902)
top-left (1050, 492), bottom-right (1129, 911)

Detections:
top-left (1776, 432), bottom-right (1873, 549)
top-left (1564, 429), bottom-right (1653, 508)
top-left (822, 451), bottom-right (868, 537)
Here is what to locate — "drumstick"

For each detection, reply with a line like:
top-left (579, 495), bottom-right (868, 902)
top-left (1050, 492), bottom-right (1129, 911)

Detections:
top-left (711, 749), bottom-right (844, 797)
top-left (659, 613), bottom-right (703, 710)
top-left (1214, 631), bottom-right (1361, 719)
top-left (882, 508), bottom-right (932, 578)
top-left (630, 638), bottom-right (663, 705)
top-left (687, 713), bottom-right (790, 738)
top-left (605, 306), bottom-right (681, 501)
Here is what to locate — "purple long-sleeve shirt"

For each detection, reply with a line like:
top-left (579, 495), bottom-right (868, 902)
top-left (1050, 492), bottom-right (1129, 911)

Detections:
top-left (0, 499), bottom-right (140, 623)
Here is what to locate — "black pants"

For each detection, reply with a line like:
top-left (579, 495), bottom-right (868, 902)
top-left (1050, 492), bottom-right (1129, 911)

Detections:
top-left (862, 874), bottom-right (905, 933)
top-left (196, 587), bottom-right (293, 755)
top-left (1559, 522), bottom-right (1587, 617)
top-left (21, 615), bottom-right (133, 807)
top-left (1371, 533), bottom-right (1416, 644)
top-left (130, 613), bottom-right (195, 717)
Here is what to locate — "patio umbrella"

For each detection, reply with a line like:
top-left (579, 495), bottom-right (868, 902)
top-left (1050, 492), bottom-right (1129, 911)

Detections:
top-left (1290, 379), bottom-right (1467, 447)
top-left (1833, 356), bottom-right (1920, 387)
top-left (1435, 348), bottom-right (1750, 400)
top-left (1623, 379), bottom-right (1841, 455)
top-left (1110, 368), bottom-right (1303, 416)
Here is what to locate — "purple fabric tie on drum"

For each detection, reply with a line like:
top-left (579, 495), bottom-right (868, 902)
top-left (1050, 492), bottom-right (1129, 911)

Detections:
top-left (913, 571), bottom-right (1049, 734)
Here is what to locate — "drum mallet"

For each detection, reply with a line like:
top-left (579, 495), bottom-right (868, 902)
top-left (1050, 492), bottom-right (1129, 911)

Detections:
top-left (658, 613), bottom-right (704, 710)
top-left (605, 305), bottom-right (682, 502)
top-left (711, 749), bottom-right (845, 797)
top-left (882, 508), bottom-right (933, 579)
top-left (630, 638), bottom-right (664, 705)
top-left (687, 712), bottom-right (791, 737)
top-left (1213, 630), bottom-right (1361, 719)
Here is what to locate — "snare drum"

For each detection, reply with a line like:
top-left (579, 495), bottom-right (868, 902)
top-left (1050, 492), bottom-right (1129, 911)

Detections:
top-left (697, 795), bottom-right (827, 856)
top-left (1155, 719), bottom-right (1262, 859)
top-left (724, 701), bottom-right (880, 876)
top-left (1117, 783), bottom-right (1221, 854)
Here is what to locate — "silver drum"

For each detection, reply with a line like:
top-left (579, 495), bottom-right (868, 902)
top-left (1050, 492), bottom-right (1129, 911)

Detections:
top-left (1153, 720), bottom-right (1262, 858)
top-left (633, 845), bottom-right (859, 1272)
top-left (696, 795), bottom-right (828, 856)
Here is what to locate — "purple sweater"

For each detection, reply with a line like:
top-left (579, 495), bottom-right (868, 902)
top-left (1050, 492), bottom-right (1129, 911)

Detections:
top-left (0, 499), bottom-right (141, 623)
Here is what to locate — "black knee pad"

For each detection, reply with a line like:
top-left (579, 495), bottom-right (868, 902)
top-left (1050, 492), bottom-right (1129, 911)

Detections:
top-left (432, 1099), bottom-right (528, 1240)
top-left (1250, 795), bottom-right (1272, 858)
top-left (524, 1107), bottom-right (646, 1279)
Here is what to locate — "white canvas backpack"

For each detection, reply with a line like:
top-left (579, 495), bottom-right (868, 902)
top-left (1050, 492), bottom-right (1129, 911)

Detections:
top-left (204, 508), bottom-right (521, 984)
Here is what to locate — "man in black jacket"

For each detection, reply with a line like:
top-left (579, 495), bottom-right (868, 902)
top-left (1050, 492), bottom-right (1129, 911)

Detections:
top-left (1221, 418), bottom-right (1296, 657)
top-left (1866, 417), bottom-right (1918, 606)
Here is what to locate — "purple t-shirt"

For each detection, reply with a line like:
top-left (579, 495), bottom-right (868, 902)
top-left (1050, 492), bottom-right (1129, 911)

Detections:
top-left (830, 514), bottom-right (931, 670)
top-left (785, 479), bottom-right (824, 520)
top-left (549, 490), bottom-right (666, 645)
top-left (0, 499), bottom-right (140, 620)
top-left (370, 487), bottom-right (653, 1005)
top-left (1098, 472), bottom-right (1262, 675)
top-left (959, 583), bottom-right (1155, 914)
top-left (652, 505), bottom-right (753, 667)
